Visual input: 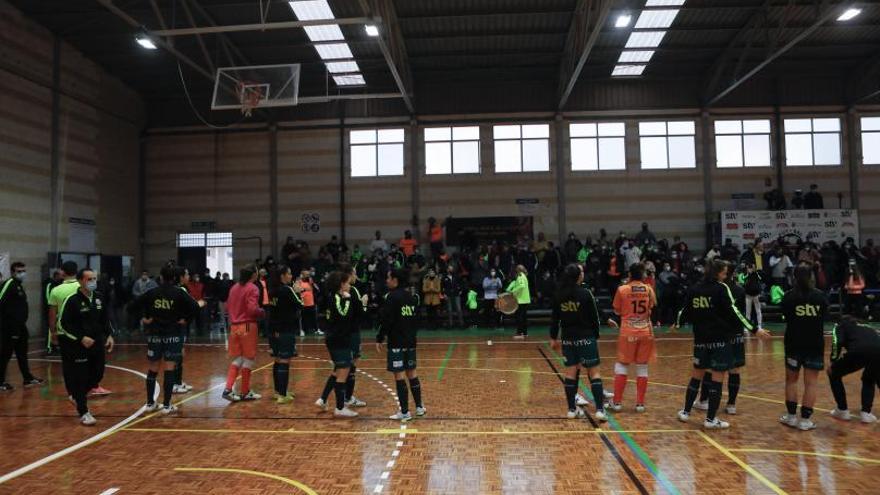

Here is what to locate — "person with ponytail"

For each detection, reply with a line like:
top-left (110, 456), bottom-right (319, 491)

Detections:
top-left (339, 263), bottom-right (368, 409)
top-left (549, 264), bottom-right (608, 421)
top-left (779, 263), bottom-right (828, 430)
top-left (314, 271), bottom-right (358, 417)
top-left (268, 264), bottom-right (303, 404)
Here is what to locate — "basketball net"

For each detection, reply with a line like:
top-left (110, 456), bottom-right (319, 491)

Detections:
top-left (237, 81), bottom-right (264, 117)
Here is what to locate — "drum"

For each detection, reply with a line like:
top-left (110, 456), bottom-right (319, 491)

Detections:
top-left (495, 292), bottom-right (519, 315)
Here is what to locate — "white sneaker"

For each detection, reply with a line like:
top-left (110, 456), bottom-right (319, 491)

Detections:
top-left (725, 405), bottom-right (737, 415)
top-left (80, 412), bottom-right (96, 426)
top-left (694, 400), bottom-right (709, 411)
top-left (798, 419), bottom-right (816, 431)
top-left (567, 408), bottom-right (586, 419)
top-left (160, 404), bottom-right (178, 415)
top-left (389, 411), bottom-right (412, 422)
top-left (677, 410), bottom-right (690, 422)
top-left (334, 407), bottom-right (358, 418)
top-left (512, 334), bottom-right (525, 340)
top-left (241, 391), bottom-right (261, 401)
top-left (315, 398), bottom-right (328, 411)
top-left (180, 382), bottom-right (193, 392)
top-left (144, 402), bottom-right (160, 413)
top-left (172, 384), bottom-right (188, 394)
top-left (415, 406), bottom-right (427, 417)
top-left (779, 413), bottom-right (799, 428)
top-left (830, 408), bottom-right (852, 421)
top-left (603, 390), bottom-right (615, 399)
top-left (594, 410), bottom-right (608, 422)
top-left (609, 402), bottom-right (623, 412)
top-left (315, 329), bottom-right (325, 336)
top-left (704, 418), bottom-right (730, 430)
top-left (575, 394), bottom-right (591, 407)
top-left (346, 396), bottom-right (367, 407)
top-left (299, 330), bottom-right (305, 337)
top-left (861, 412), bottom-right (878, 424)
top-left (634, 404), bottom-right (646, 413)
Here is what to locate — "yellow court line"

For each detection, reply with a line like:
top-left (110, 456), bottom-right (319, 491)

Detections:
top-left (728, 448), bottom-right (880, 465)
top-left (126, 427), bottom-right (691, 436)
top-left (697, 432), bottom-right (788, 495)
top-left (175, 467), bottom-right (318, 495)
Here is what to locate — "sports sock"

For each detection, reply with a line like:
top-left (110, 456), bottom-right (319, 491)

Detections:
top-left (146, 370), bottom-right (158, 404)
top-left (272, 363), bottom-right (282, 395)
top-left (334, 381), bottom-right (346, 410)
top-left (706, 380), bottom-right (722, 421)
top-left (786, 400), bottom-right (798, 415)
top-left (727, 373), bottom-right (741, 405)
top-left (225, 364), bottom-right (240, 391)
top-left (564, 378), bottom-right (577, 411)
top-left (321, 375), bottom-right (335, 401)
top-left (613, 374), bottom-right (627, 403)
top-left (862, 375), bottom-right (875, 413)
top-left (162, 370), bottom-right (175, 407)
top-left (801, 406), bottom-right (813, 419)
top-left (684, 377), bottom-right (701, 413)
top-left (590, 378), bottom-right (605, 411)
top-left (279, 365), bottom-right (289, 396)
top-left (636, 376), bottom-right (648, 405)
top-left (699, 371), bottom-right (712, 403)
top-left (396, 379), bottom-right (409, 414)
top-left (409, 377), bottom-right (422, 408)
top-left (346, 366), bottom-right (357, 401)
top-left (175, 362), bottom-right (183, 385)
top-left (240, 368), bottom-right (252, 395)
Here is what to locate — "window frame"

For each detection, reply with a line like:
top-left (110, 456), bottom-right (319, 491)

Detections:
top-left (782, 117), bottom-right (842, 167)
top-left (349, 128), bottom-right (406, 178)
top-left (860, 116), bottom-right (880, 166)
top-left (492, 123), bottom-right (551, 173)
top-left (713, 118), bottom-right (772, 169)
top-left (423, 125), bottom-right (482, 175)
top-left (637, 120), bottom-right (697, 170)
top-left (569, 121), bottom-right (627, 172)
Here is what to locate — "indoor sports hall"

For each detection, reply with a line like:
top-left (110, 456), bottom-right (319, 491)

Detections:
top-left (1, 1), bottom-right (879, 494)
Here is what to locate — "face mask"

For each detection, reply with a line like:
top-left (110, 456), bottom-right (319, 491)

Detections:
top-left (14, 271), bottom-right (26, 282)
top-left (86, 281), bottom-right (98, 292)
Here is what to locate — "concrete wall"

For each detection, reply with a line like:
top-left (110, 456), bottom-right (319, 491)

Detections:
top-left (0, 1), bottom-right (143, 332)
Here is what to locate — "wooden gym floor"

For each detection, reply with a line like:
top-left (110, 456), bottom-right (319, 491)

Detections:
top-left (0, 327), bottom-right (878, 494)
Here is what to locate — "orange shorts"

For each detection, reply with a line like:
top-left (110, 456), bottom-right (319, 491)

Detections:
top-left (616, 334), bottom-right (656, 364)
top-left (229, 322), bottom-right (258, 360)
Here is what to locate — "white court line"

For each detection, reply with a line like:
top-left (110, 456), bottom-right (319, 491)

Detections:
top-left (0, 360), bottom-right (155, 486)
top-left (99, 488), bottom-right (120, 495)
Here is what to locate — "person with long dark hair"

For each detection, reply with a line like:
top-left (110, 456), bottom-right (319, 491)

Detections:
top-left (549, 264), bottom-right (608, 421)
top-left (314, 271), bottom-right (358, 417)
top-left (827, 316), bottom-right (880, 424)
top-left (268, 264), bottom-right (303, 404)
top-left (779, 263), bottom-right (828, 430)
top-left (222, 264), bottom-right (265, 402)
top-left (673, 259), bottom-right (768, 429)
top-left (339, 263), bottom-right (368, 409)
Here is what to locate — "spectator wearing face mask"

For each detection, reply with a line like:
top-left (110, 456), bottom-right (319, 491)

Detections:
top-left (370, 230), bottom-right (389, 256)
top-left (422, 268), bottom-right (442, 329)
top-left (298, 269), bottom-right (323, 337)
top-left (482, 269), bottom-right (503, 327)
top-left (0, 262), bottom-right (44, 390)
top-left (442, 265), bottom-right (465, 328)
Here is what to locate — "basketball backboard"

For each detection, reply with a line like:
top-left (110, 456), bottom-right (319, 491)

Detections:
top-left (211, 63), bottom-right (301, 112)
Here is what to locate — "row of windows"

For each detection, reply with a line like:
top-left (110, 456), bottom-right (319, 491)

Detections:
top-left (350, 117), bottom-right (880, 177)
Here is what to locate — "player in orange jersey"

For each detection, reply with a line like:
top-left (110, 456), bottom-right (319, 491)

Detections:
top-left (607, 263), bottom-right (656, 413)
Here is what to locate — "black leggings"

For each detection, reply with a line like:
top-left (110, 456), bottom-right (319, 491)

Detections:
top-left (60, 339), bottom-right (105, 416)
top-left (515, 303), bottom-right (529, 335)
top-left (0, 323), bottom-right (32, 383)
top-left (829, 352), bottom-right (880, 413)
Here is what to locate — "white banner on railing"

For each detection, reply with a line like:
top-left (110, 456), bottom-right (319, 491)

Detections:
top-left (721, 209), bottom-right (859, 249)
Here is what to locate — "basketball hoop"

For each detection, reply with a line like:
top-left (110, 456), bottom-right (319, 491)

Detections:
top-left (237, 80), bottom-right (265, 117)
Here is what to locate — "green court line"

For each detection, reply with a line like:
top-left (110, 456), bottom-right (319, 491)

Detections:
top-left (436, 343), bottom-right (457, 381)
top-left (544, 344), bottom-right (682, 495)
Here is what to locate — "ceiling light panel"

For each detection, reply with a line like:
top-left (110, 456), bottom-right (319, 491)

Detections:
top-left (289, 1), bottom-right (335, 20)
top-left (625, 31), bottom-right (666, 48)
top-left (837, 8), bottom-right (861, 21)
top-left (325, 61), bottom-right (360, 73)
top-left (635, 9), bottom-right (679, 29)
top-left (612, 65), bottom-right (646, 77)
top-left (334, 75), bottom-right (366, 86)
top-left (615, 14), bottom-right (632, 28)
top-left (618, 50), bottom-right (655, 63)
top-left (315, 42), bottom-right (354, 60)
top-left (303, 24), bottom-right (344, 41)
top-left (645, 0), bottom-right (685, 5)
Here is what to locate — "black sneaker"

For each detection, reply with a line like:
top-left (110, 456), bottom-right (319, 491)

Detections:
top-left (221, 389), bottom-right (241, 402)
top-left (23, 377), bottom-right (44, 388)
top-left (0, 383), bottom-right (14, 392)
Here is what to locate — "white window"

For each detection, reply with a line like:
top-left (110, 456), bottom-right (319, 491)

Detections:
top-left (424, 126), bottom-right (480, 174)
top-left (493, 124), bottom-right (550, 172)
top-left (783, 118), bottom-right (841, 166)
top-left (350, 128), bottom-right (405, 177)
top-left (714, 119), bottom-right (771, 168)
top-left (862, 117), bottom-right (880, 165)
top-left (638, 121), bottom-right (696, 169)
top-left (570, 122), bottom-right (626, 171)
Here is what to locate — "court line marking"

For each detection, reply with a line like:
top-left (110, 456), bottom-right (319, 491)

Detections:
top-left (697, 432), bottom-right (788, 495)
top-left (174, 467), bottom-right (318, 495)
top-left (542, 345), bottom-right (681, 495)
top-left (435, 343), bottom-right (456, 381)
top-left (98, 488), bottom-right (120, 495)
top-left (123, 427), bottom-right (691, 435)
top-left (0, 360), bottom-right (155, 485)
top-left (728, 448), bottom-right (880, 465)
